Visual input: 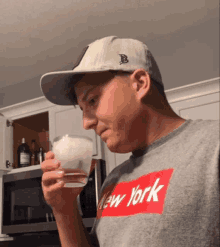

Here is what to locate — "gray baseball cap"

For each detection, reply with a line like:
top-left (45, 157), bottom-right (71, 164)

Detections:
top-left (40, 36), bottom-right (163, 105)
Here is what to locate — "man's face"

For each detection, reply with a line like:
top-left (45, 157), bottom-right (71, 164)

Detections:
top-left (74, 72), bottom-right (146, 153)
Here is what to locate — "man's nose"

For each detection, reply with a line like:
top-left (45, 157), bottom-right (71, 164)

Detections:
top-left (83, 114), bottom-right (97, 130)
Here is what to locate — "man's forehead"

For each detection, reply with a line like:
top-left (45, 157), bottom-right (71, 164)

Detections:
top-left (74, 72), bottom-right (115, 97)
top-left (75, 74), bottom-right (99, 93)
top-left (76, 72), bottom-right (115, 85)
top-left (75, 81), bottom-right (97, 98)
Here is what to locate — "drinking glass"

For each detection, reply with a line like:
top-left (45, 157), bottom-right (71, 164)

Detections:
top-left (52, 134), bottom-right (93, 188)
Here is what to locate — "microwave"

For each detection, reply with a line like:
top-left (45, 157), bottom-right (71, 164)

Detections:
top-left (2, 159), bottom-right (106, 236)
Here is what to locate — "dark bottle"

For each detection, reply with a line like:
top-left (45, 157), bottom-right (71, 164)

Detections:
top-left (37, 147), bottom-right (44, 164)
top-left (17, 138), bottom-right (31, 167)
top-left (30, 140), bottom-right (37, 166)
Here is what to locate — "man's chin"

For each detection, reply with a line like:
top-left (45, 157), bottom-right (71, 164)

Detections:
top-left (106, 140), bottom-right (132, 154)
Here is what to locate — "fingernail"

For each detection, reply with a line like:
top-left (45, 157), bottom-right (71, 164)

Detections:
top-left (53, 160), bottom-right (59, 165)
top-left (57, 171), bottom-right (64, 175)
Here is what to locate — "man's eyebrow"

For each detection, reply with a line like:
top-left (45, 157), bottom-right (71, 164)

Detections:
top-left (81, 88), bottom-right (94, 102)
top-left (78, 87), bottom-right (95, 111)
top-left (81, 86), bottom-right (98, 102)
top-left (78, 86), bottom-right (98, 110)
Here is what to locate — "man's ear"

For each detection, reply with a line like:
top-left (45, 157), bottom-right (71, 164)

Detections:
top-left (130, 69), bottom-right (152, 102)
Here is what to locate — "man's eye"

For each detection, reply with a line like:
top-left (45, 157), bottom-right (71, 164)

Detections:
top-left (88, 97), bottom-right (97, 106)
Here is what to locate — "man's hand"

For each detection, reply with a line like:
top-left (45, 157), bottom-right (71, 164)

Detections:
top-left (41, 151), bottom-right (84, 212)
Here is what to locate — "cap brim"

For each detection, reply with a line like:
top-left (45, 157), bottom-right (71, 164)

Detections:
top-left (40, 70), bottom-right (86, 105)
top-left (40, 68), bottom-right (122, 106)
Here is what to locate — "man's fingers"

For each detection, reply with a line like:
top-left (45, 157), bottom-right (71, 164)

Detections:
top-left (45, 180), bottom-right (65, 193)
top-left (60, 175), bottom-right (87, 185)
top-left (45, 151), bottom-right (55, 160)
top-left (42, 170), bottom-right (88, 188)
top-left (42, 170), bottom-right (64, 186)
top-left (41, 159), bottom-right (61, 173)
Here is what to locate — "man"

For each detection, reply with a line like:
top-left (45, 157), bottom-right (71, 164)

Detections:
top-left (40, 36), bottom-right (219, 247)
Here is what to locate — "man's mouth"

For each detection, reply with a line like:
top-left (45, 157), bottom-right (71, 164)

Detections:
top-left (100, 130), bottom-right (109, 142)
top-left (97, 128), bottom-right (107, 136)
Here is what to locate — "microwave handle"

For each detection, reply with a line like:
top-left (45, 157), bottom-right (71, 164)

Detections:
top-left (46, 213), bottom-right (50, 222)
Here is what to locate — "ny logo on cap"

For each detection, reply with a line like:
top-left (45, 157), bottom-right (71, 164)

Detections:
top-left (119, 54), bottom-right (129, 65)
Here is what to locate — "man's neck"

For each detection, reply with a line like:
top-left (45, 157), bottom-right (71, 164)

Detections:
top-left (132, 115), bottom-right (186, 157)
top-left (150, 117), bottom-right (185, 143)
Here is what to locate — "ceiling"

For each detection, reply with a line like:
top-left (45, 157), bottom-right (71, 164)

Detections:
top-left (0, 0), bottom-right (219, 107)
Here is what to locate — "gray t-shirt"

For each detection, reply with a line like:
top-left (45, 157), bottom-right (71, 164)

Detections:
top-left (90, 119), bottom-right (220, 247)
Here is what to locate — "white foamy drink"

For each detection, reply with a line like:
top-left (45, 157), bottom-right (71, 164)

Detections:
top-left (52, 135), bottom-right (93, 187)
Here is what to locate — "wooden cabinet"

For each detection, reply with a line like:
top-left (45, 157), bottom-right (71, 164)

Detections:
top-left (0, 115), bottom-right (13, 171)
top-left (170, 92), bottom-right (219, 120)
top-left (0, 100), bottom-right (53, 171)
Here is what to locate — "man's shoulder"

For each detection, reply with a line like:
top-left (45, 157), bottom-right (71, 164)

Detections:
top-left (183, 119), bottom-right (219, 139)
top-left (181, 119), bottom-right (220, 156)
top-left (187, 119), bottom-right (219, 129)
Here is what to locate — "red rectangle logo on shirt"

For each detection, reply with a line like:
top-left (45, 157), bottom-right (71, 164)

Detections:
top-left (97, 169), bottom-right (174, 218)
